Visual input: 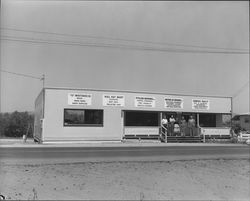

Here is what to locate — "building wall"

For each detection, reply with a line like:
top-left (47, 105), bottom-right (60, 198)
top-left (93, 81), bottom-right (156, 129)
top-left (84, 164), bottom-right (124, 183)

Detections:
top-left (41, 88), bottom-right (232, 142)
top-left (43, 89), bottom-right (124, 141)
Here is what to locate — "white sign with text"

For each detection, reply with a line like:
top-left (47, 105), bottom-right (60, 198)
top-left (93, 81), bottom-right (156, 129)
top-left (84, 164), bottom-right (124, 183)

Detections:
top-left (135, 96), bottom-right (156, 108)
top-left (200, 128), bottom-right (230, 136)
top-left (164, 97), bottom-right (183, 109)
top-left (103, 95), bottom-right (125, 106)
top-left (192, 99), bottom-right (210, 110)
top-left (68, 93), bottom-right (92, 106)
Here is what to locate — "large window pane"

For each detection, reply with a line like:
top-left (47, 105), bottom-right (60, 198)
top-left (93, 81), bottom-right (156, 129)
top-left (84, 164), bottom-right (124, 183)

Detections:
top-left (125, 111), bottom-right (159, 126)
top-left (199, 113), bottom-right (216, 127)
top-left (64, 109), bottom-right (103, 126)
top-left (222, 114), bottom-right (231, 127)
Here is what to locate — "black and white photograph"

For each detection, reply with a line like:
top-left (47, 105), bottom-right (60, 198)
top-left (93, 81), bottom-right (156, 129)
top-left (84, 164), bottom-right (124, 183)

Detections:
top-left (0, 0), bottom-right (249, 200)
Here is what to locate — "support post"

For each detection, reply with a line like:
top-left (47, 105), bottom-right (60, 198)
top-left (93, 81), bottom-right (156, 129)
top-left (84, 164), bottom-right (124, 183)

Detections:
top-left (203, 130), bottom-right (205, 143)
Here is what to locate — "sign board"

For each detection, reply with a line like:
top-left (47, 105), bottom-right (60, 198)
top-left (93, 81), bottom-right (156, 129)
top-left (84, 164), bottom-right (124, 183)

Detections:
top-left (164, 97), bottom-right (183, 109)
top-left (200, 128), bottom-right (230, 136)
top-left (68, 93), bottom-right (92, 106)
top-left (192, 99), bottom-right (209, 110)
top-left (135, 96), bottom-right (156, 108)
top-left (124, 127), bottom-right (159, 135)
top-left (103, 95), bottom-right (125, 106)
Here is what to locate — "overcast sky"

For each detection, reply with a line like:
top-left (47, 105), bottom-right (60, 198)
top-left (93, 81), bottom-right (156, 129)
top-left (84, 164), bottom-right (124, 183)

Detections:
top-left (0, 0), bottom-right (249, 113)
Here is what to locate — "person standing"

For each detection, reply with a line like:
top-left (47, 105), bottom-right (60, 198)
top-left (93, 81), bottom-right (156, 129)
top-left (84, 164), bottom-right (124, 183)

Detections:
top-left (188, 115), bottom-right (196, 136)
top-left (180, 116), bottom-right (187, 136)
top-left (173, 119), bottom-right (180, 136)
top-left (161, 115), bottom-right (168, 135)
top-left (169, 115), bottom-right (176, 136)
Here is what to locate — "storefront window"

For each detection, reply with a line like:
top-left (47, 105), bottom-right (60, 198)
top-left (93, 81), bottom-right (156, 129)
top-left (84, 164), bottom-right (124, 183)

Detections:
top-left (125, 111), bottom-right (159, 126)
top-left (222, 114), bottom-right (231, 127)
top-left (199, 113), bottom-right (216, 127)
top-left (64, 109), bottom-right (103, 126)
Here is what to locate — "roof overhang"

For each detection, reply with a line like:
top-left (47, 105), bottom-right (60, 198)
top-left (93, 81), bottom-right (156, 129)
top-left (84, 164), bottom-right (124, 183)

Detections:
top-left (232, 112), bottom-right (250, 120)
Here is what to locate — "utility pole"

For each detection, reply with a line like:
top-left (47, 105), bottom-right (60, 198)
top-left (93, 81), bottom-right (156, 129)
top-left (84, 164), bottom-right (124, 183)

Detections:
top-left (41, 74), bottom-right (45, 88)
top-left (0, 0), bottom-right (2, 114)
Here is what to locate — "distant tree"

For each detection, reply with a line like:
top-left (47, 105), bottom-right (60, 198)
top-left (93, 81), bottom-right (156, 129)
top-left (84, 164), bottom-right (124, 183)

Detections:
top-left (0, 114), bottom-right (5, 137)
top-left (0, 113), bottom-right (10, 137)
top-left (0, 111), bottom-right (34, 138)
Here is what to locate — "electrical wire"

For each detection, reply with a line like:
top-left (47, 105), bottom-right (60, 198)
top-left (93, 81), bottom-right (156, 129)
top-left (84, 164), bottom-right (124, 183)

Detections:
top-left (0, 69), bottom-right (42, 80)
top-left (232, 81), bottom-right (250, 98)
top-left (1, 27), bottom-right (249, 52)
top-left (1, 35), bottom-right (249, 54)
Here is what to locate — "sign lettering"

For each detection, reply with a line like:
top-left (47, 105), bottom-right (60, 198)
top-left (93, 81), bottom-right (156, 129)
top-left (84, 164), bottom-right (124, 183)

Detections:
top-left (135, 96), bottom-right (156, 108)
top-left (103, 95), bottom-right (125, 106)
top-left (192, 99), bottom-right (209, 110)
top-left (68, 93), bottom-right (92, 106)
top-left (164, 97), bottom-right (183, 109)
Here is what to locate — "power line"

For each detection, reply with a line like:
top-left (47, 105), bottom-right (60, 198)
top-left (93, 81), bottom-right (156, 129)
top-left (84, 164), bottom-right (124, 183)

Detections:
top-left (232, 81), bottom-right (250, 98)
top-left (1, 35), bottom-right (249, 54)
top-left (0, 69), bottom-right (42, 80)
top-left (1, 27), bottom-right (249, 52)
top-left (2, 35), bottom-right (248, 54)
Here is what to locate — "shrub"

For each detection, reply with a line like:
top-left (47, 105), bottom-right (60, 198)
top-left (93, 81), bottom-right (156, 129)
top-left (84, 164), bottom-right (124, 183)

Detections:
top-left (0, 111), bottom-right (34, 138)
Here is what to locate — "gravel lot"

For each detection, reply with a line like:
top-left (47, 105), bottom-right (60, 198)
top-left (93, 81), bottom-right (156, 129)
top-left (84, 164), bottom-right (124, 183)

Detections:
top-left (0, 159), bottom-right (249, 200)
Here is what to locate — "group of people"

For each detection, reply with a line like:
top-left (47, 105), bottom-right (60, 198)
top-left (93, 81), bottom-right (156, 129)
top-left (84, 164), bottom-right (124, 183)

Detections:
top-left (161, 114), bottom-right (196, 136)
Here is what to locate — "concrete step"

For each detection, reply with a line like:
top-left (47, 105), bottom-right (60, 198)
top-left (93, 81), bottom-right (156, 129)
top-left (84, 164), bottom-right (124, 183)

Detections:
top-left (167, 136), bottom-right (202, 143)
top-left (123, 135), bottom-right (160, 140)
top-left (123, 135), bottom-right (203, 143)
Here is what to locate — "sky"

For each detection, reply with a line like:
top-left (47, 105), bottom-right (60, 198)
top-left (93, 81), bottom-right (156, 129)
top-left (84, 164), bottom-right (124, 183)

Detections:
top-left (0, 0), bottom-right (249, 114)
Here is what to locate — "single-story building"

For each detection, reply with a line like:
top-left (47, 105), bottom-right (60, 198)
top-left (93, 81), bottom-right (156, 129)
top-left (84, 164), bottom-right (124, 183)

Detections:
top-left (34, 87), bottom-right (232, 143)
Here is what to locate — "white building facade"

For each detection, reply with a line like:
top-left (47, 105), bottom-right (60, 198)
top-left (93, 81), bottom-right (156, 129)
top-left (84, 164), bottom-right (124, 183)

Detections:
top-left (34, 88), bottom-right (232, 143)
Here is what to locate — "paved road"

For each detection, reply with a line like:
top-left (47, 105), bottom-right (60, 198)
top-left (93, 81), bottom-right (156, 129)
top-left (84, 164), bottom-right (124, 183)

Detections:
top-left (0, 145), bottom-right (249, 165)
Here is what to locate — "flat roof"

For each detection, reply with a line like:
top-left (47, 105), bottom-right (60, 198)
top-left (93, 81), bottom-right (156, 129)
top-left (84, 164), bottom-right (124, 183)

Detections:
top-left (232, 112), bottom-right (250, 120)
top-left (233, 112), bottom-right (250, 116)
top-left (43, 87), bottom-right (232, 99)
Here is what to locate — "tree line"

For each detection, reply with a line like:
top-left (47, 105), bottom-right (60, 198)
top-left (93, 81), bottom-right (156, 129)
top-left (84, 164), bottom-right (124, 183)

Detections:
top-left (0, 111), bottom-right (34, 138)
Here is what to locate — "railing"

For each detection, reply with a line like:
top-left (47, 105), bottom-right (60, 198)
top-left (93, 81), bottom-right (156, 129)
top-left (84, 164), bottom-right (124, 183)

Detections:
top-left (160, 125), bottom-right (168, 143)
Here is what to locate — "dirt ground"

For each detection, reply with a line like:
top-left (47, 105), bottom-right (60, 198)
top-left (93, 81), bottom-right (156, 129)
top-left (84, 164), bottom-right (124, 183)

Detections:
top-left (0, 159), bottom-right (249, 200)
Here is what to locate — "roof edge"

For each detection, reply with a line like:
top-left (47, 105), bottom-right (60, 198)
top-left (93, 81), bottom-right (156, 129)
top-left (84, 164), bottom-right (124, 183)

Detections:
top-left (233, 112), bottom-right (250, 117)
top-left (43, 86), bottom-right (232, 99)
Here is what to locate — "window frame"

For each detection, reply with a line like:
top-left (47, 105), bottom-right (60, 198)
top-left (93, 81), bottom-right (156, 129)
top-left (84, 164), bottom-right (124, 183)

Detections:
top-left (63, 108), bottom-right (104, 127)
top-left (198, 113), bottom-right (216, 127)
top-left (124, 110), bottom-right (160, 127)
